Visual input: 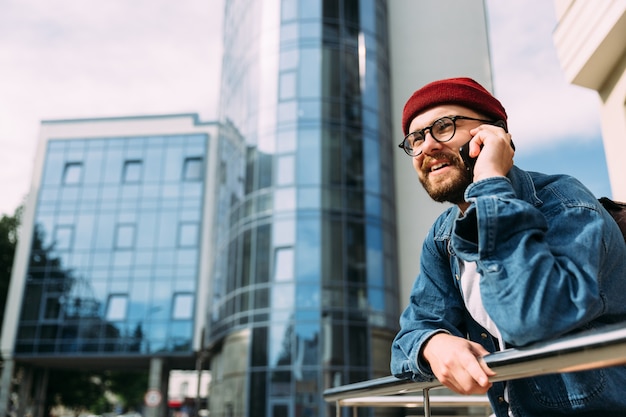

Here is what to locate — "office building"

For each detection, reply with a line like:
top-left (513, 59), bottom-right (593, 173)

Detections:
top-left (0, 114), bottom-right (221, 417)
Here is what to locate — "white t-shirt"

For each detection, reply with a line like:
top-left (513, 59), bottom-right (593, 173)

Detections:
top-left (459, 260), bottom-right (514, 417)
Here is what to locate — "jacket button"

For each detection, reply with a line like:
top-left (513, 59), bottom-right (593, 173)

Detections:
top-left (455, 274), bottom-right (460, 281)
top-left (498, 396), bottom-right (505, 403)
top-left (481, 333), bottom-right (488, 339)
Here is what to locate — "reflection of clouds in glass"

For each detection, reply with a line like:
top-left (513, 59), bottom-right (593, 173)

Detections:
top-left (271, 283), bottom-right (294, 310)
top-left (273, 218), bottom-right (295, 246)
top-left (274, 188), bottom-right (296, 211)
top-left (274, 247), bottom-right (294, 281)
top-left (269, 321), bottom-right (290, 367)
top-left (295, 219), bottom-right (320, 282)
top-left (295, 285), bottom-right (319, 309)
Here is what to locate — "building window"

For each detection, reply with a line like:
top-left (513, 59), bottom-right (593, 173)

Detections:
top-left (123, 160), bottom-right (143, 183)
top-left (54, 225), bottom-right (74, 251)
top-left (63, 162), bottom-right (83, 185)
top-left (106, 294), bottom-right (128, 321)
top-left (115, 224), bottom-right (136, 249)
top-left (183, 157), bottom-right (203, 181)
top-left (43, 295), bottom-right (62, 320)
top-left (172, 293), bottom-right (193, 320)
top-left (178, 222), bottom-right (199, 247)
top-left (274, 247), bottom-right (294, 281)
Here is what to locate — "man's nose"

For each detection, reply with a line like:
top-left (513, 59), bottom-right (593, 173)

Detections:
top-left (419, 131), bottom-right (442, 155)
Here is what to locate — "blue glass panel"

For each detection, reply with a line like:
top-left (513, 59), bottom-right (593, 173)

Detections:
top-left (295, 217), bottom-right (320, 282)
top-left (299, 0), bottom-right (321, 18)
top-left (83, 150), bottom-right (104, 184)
top-left (368, 288), bottom-right (385, 312)
top-left (297, 187), bottom-right (320, 209)
top-left (274, 188), bottom-right (296, 212)
top-left (136, 212), bottom-right (157, 249)
top-left (273, 218), bottom-right (295, 246)
top-left (362, 57), bottom-right (379, 110)
top-left (271, 283), bottom-right (295, 310)
top-left (294, 322), bottom-right (319, 366)
top-left (176, 249), bottom-right (198, 267)
top-left (295, 284), bottom-right (319, 308)
top-left (94, 213), bottom-right (115, 249)
top-left (144, 147), bottom-right (165, 183)
top-left (163, 145), bottom-right (184, 182)
top-left (366, 224), bottom-right (383, 287)
top-left (298, 48), bottom-right (321, 98)
top-left (269, 321), bottom-right (292, 366)
top-left (280, 49), bottom-right (299, 71)
top-left (359, 0), bottom-right (376, 32)
top-left (155, 250), bottom-right (176, 267)
top-left (42, 154), bottom-right (64, 187)
top-left (365, 193), bottom-right (381, 217)
top-left (157, 211), bottom-right (177, 248)
top-left (296, 129), bottom-right (320, 185)
top-left (178, 223), bottom-right (199, 247)
top-left (63, 163), bottom-right (83, 185)
top-left (169, 321), bottom-right (192, 338)
top-left (277, 101), bottom-right (297, 124)
top-left (172, 294), bottom-right (194, 320)
top-left (103, 149), bottom-right (123, 183)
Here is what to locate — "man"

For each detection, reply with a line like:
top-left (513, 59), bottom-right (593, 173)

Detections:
top-left (390, 77), bottom-right (626, 416)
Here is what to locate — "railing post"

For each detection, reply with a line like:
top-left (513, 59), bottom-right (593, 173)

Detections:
top-left (423, 388), bottom-right (430, 417)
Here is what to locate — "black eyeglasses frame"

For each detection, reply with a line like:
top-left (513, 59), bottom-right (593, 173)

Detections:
top-left (398, 115), bottom-right (506, 157)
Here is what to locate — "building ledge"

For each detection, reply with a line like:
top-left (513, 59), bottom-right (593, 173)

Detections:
top-left (553, 0), bottom-right (626, 90)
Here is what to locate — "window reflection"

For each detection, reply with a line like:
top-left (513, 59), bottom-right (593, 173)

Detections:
top-left (172, 293), bottom-right (194, 319)
top-left (106, 294), bottom-right (128, 321)
top-left (273, 247), bottom-right (294, 281)
top-left (62, 162), bottom-right (83, 185)
top-left (115, 224), bottom-right (136, 249)
top-left (123, 160), bottom-right (143, 183)
top-left (183, 157), bottom-right (203, 181)
top-left (178, 222), bottom-right (199, 247)
top-left (53, 226), bottom-right (73, 251)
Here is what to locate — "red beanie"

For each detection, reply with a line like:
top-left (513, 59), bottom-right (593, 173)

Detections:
top-left (402, 77), bottom-right (507, 135)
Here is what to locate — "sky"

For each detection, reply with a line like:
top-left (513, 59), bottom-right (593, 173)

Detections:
top-left (0, 0), bottom-right (612, 217)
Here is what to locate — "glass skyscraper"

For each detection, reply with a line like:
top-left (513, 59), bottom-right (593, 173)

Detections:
top-left (207, 1), bottom-right (400, 416)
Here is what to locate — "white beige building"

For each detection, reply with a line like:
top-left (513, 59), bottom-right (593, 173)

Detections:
top-left (553, 0), bottom-right (626, 200)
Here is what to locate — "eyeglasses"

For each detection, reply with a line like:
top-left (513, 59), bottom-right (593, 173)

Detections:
top-left (398, 115), bottom-right (499, 157)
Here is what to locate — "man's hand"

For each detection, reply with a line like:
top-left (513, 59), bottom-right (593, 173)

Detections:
top-left (468, 124), bottom-right (514, 182)
top-left (422, 333), bottom-right (496, 395)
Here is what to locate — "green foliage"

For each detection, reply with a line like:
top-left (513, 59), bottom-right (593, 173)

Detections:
top-left (106, 370), bottom-right (149, 411)
top-left (0, 206), bottom-right (22, 333)
top-left (44, 369), bottom-right (149, 415)
top-left (46, 369), bottom-right (106, 413)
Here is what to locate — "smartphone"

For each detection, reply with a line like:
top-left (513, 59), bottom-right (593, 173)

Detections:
top-left (459, 120), bottom-right (513, 172)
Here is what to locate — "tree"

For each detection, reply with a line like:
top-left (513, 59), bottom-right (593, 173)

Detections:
top-left (0, 206), bottom-right (22, 334)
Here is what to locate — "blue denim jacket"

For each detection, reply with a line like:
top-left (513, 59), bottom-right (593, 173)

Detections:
top-left (391, 166), bottom-right (626, 416)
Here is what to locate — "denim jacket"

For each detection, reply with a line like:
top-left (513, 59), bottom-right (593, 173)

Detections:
top-left (391, 166), bottom-right (626, 416)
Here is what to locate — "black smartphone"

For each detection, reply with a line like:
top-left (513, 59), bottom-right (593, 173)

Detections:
top-left (459, 120), bottom-right (513, 172)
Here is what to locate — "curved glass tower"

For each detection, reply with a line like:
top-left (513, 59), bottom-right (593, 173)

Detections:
top-left (208, 0), bottom-right (399, 415)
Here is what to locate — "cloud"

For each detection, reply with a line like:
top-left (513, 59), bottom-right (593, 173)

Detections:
top-left (0, 0), bottom-right (224, 215)
top-left (486, 0), bottom-right (602, 150)
top-left (0, 0), bottom-right (607, 215)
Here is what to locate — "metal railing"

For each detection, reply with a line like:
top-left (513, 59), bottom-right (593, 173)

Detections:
top-left (324, 323), bottom-right (626, 416)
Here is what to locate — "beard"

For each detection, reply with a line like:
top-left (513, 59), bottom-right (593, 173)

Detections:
top-left (419, 153), bottom-right (473, 204)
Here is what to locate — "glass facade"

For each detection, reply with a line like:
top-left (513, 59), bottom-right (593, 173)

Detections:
top-left (210, 0), bottom-right (399, 416)
top-left (15, 134), bottom-right (207, 356)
